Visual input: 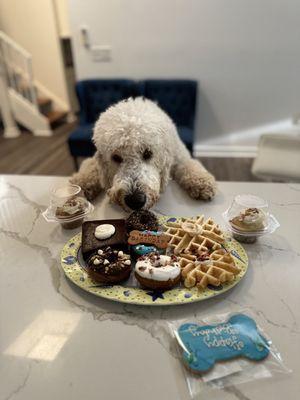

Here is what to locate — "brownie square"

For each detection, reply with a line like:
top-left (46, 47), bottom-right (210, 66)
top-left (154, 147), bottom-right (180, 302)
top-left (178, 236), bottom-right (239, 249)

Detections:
top-left (81, 219), bottom-right (127, 261)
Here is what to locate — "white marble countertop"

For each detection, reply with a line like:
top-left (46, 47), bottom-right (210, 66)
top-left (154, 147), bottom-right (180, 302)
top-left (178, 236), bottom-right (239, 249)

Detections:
top-left (1, 175), bottom-right (300, 400)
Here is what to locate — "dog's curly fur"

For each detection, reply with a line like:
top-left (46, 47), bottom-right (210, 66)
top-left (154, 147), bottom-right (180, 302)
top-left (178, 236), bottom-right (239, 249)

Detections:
top-left (71, 97), bottom-right (216, 211)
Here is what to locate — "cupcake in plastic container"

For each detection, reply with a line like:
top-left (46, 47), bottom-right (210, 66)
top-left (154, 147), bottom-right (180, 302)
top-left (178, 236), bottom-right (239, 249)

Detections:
top-left (223, 194), bottom-right (279, 243)
top-left (43, 184), bottom-right (94, 229)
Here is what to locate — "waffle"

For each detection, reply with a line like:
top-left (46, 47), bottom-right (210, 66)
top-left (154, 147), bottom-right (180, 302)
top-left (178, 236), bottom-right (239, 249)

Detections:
top-left (163, 215), bottom-right (225, 255)
top-left (179, 249), bottom-right (240, 289)
top-left (163, 215), bottom-right (240, 289)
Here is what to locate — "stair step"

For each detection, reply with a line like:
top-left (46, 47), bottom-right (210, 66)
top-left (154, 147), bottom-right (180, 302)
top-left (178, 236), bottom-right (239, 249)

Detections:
top-left (46, 110), bottom-right (67, 125)
top-left (38, 97), bottom-right (51, 107)
top-left (37, 97), bottom-right (52, 115)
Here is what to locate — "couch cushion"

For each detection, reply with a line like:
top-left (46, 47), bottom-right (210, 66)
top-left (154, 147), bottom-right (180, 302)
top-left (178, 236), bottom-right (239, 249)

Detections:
top-left (177, 126), bottom-right (193, 153)
top-left (68, 124), bottom-right (96, 158)
top-left (76, 79), bottom-right (141, 124)
top-left (143, 80), bottom-right (197, 129)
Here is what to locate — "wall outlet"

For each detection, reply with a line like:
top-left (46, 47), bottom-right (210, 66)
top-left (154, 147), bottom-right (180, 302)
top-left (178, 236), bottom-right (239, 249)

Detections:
top-left (91, 45), bottom-right (111, 62)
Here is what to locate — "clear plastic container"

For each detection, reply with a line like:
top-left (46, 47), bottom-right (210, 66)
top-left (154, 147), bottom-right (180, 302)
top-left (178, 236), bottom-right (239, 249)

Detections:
top-left (223, 194), bottom-right (280, 243)
top-left (43, 184), bottom-right (94, 229)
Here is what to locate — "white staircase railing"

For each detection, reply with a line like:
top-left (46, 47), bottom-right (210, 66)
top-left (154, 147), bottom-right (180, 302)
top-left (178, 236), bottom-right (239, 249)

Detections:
top-left (0, 31), bottom-right (38, 109)
top-left (0, 30), bottom-right (69, 137)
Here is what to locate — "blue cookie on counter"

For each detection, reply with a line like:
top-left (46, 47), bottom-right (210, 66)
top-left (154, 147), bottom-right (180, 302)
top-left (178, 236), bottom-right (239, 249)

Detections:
top-left (176, 313), bottom-right (270, 372)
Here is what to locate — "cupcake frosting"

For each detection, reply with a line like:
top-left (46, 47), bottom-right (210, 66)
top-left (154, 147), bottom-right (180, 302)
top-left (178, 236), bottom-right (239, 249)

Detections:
top-left (230, 207), bottom-right (266, 232)
top-left (56, 197), bottom-right (86, 217)
top-left (242, 208), bottom-right (265, 225)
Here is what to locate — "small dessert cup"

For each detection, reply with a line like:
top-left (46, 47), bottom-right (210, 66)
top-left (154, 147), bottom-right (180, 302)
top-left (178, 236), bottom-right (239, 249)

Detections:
top-left (223, 194), bottom-right (279, 243)
top-left (43, 184), bottom-right (94, 229)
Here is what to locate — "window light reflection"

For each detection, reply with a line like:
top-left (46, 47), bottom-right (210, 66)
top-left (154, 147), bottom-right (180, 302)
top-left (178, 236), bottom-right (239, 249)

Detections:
top-left (4, 310), bottom-right (81, 361)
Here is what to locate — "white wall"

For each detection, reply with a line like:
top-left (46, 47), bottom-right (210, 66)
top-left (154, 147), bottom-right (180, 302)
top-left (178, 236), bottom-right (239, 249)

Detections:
top-left (0, 0), bottom-right (70, 110)
top-left (68, 0), bottom-right (300, 144)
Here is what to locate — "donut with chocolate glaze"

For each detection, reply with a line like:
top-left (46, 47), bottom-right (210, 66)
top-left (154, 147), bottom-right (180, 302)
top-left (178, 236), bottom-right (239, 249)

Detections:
top-left (126, 210), bottom-right (159, 232)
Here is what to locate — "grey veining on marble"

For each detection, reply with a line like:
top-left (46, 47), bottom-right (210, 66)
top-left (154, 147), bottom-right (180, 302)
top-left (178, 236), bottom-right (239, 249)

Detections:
top-left (0, 176), bottom-right (300, 400)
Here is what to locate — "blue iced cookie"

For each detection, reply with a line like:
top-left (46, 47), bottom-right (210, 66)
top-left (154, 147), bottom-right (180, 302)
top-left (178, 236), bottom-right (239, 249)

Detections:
top-left (176, 313), bottom-right (270, 372)
top-left (132, 244), bottom-right (164, 256)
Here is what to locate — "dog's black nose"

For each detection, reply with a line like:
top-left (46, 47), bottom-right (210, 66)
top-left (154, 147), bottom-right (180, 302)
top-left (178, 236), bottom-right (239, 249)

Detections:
top-left (124, 191), bottom-right (146, 210)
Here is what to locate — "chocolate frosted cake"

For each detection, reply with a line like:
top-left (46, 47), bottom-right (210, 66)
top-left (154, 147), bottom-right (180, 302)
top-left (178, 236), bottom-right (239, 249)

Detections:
top-left (82, 219), bottom-right (127, 261)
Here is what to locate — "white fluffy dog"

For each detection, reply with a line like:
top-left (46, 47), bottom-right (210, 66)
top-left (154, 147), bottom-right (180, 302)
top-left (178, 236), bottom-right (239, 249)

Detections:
top-left (71, 97), bottom-right (216, 211)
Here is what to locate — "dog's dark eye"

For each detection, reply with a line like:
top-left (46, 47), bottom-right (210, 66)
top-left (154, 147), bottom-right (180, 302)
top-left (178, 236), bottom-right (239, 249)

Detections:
top-left (112, 154), bottom-right (123, 163)
top-left (143, 149), bottom-right (152, 161)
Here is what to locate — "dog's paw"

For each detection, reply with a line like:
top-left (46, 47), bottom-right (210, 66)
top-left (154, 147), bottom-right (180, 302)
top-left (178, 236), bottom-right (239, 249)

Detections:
top-left (186, 176), bottom-right (217, 201)
top-left (69, 177), bottom-right (101, 201)
top-left (81, 185), bottom-right (99, 201)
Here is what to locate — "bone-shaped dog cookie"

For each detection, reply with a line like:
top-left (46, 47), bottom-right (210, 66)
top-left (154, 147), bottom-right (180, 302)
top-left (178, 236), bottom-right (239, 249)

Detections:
top-left (176, 314), bottom-right (270, 372)
top-left (128, 230), bottom-right (170, 249)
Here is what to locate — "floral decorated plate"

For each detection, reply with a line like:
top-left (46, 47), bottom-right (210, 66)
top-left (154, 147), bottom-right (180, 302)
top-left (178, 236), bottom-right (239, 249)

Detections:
top-left (61, 216), bottom-right (248, 305)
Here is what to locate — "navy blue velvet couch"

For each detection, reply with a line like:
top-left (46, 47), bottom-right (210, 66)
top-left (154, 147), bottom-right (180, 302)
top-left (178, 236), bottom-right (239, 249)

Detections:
top-left (68, 79), bottom-right (197, 169)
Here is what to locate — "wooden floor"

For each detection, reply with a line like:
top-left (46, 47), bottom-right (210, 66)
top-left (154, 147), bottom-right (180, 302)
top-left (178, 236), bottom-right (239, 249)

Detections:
top-left (0, 125), bottom-right (261, 181)
top-left (0, 123), bottom-right (76, 176)
top-left (201, 157), bottom-right (261, 182)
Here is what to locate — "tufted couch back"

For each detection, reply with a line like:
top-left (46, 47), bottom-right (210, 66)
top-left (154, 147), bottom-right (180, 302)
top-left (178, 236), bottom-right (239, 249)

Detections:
top-left (142, 79), bottom-right (197, 129)
top-left (76, 79), bottom-right (141, 124)
top-left (76, 79), bottom-right (197, 127)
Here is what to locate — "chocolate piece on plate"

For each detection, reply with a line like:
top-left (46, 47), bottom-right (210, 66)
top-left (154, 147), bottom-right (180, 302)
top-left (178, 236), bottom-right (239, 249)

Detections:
top-left (82, 219), bottom-right (127, 261)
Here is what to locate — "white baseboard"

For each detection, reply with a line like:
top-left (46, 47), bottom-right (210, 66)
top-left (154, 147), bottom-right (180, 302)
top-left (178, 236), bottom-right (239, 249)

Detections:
top-left (193, 118), bottom-right (300, 158)
top-left (3, 126), bottom-right (21, 138)
top-left (194, 145), bottom-right (257, 158)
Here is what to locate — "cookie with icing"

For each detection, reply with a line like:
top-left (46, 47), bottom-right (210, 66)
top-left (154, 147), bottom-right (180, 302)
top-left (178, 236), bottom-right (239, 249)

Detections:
top-left (128, 230), bottom-right (169, 248)
top-left (135, 252), bottom-right (181, 290)
top-left (131, 244), bottom-right (164, 257)
top-left (176, 314), bottom-right (270, 373)
top-left (87, 246), bottom-right (132, 284)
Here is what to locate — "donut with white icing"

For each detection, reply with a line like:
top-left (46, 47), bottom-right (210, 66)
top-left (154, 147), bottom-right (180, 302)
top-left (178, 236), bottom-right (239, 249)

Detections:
top-left (135, 252), bottom-right (181, 290)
